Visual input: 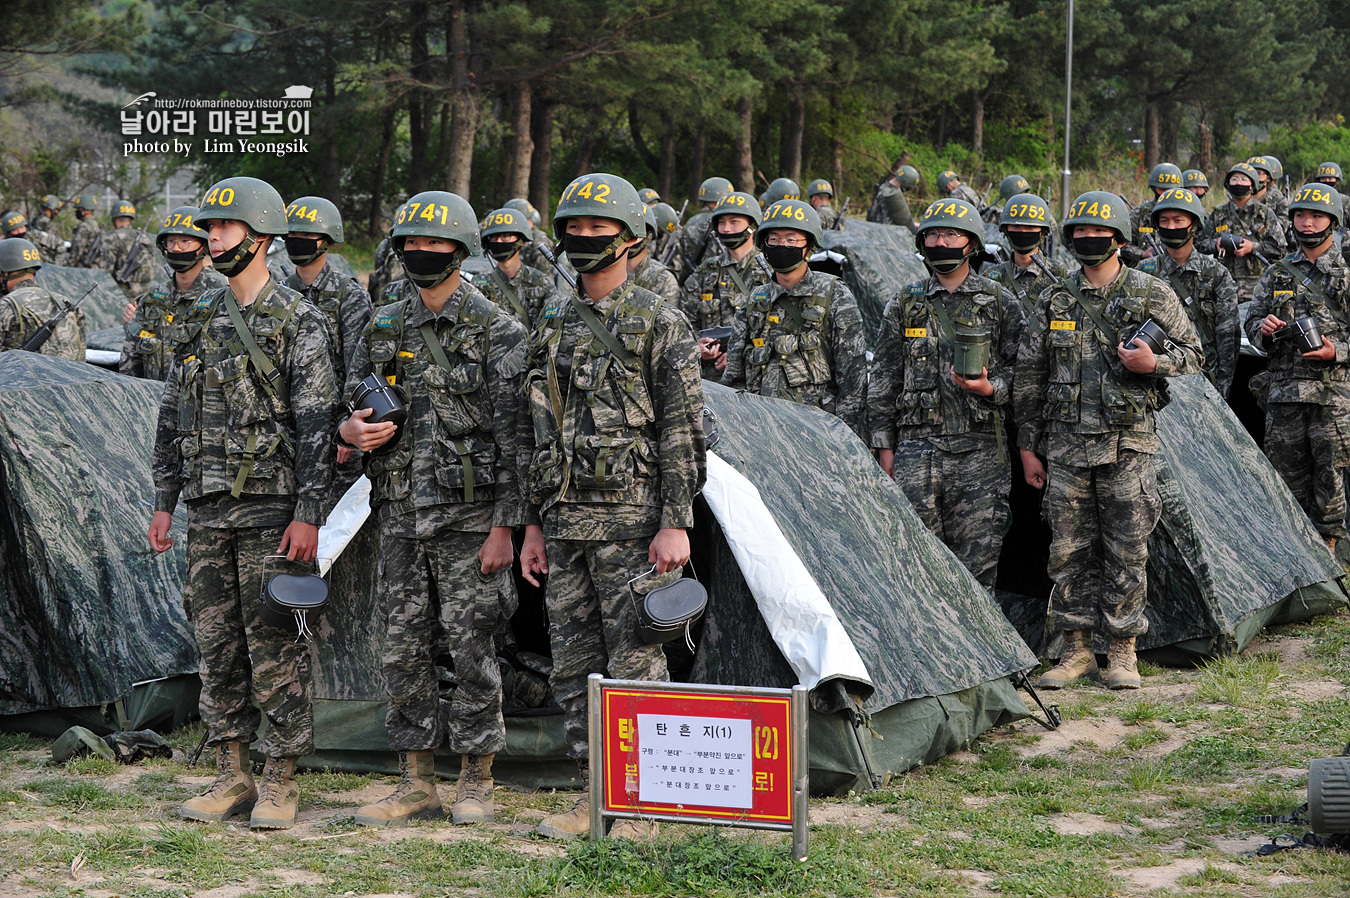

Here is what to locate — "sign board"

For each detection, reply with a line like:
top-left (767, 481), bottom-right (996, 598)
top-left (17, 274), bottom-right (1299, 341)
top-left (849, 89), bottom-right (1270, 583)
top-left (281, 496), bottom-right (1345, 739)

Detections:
top-left (587, 675), bottom-right (809, 860)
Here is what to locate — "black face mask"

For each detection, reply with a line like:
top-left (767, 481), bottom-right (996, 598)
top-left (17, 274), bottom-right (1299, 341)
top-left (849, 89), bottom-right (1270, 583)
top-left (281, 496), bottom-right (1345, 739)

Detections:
top-left (1297, 227), bottom-right (1333, 249)
top-left (400, 247), bottom-right (467, 288)
top-left (485, 239), bottom-right (521, 262)
top-left (921, 243), bottom-right (970, 275)
top-left (210, 233), bottom-right (261, 278)
top-left (1157, 225), bottom-right (1193, 249)
top-left (165, 247), bottom-right (207, 273)
top-left (627, 236), bottom-right (649, 258)
top-left (562, 232), bottom-right (628, 273)
top-left (1227, 183), bottom-right (1252, 199)
top-left (717, 229), bottom-right (752, 249)
top-left (1071, 235), bottom-right (1119, 267)
top-left (763, 243), bottom-right (808, 273)
top-left (284, 235), bottom-right (325, 265)
top-left (1005, 231), bottom-right (1042, 254)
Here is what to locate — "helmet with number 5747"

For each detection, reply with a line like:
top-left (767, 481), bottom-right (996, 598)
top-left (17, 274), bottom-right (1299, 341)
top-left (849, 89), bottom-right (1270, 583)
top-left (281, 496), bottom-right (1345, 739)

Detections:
top-left (917, 198), bottom-right (984, 246)
top-left (1062, 190), bottom-right (1130, 243)
top-left (754, 199), bottom-right (823, 248)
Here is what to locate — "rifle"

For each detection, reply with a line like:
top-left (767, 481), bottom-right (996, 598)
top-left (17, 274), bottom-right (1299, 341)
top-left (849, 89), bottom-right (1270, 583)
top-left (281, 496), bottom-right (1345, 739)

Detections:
top-left (674, 197), bottom-right (689, 224)
top-left (80, 229), bottom-right (104, 268)
top-left (21, 285), bottom-right (96, 353)
top-left (831, 196), bottom-right (850, 230)
top-left (538, 243), bottom-right (577, 290)
top-left (114, 224), bottom-right (152, 286)
top-left (682, 216), bottom-right (718, 281)
top-left (981, 181), bottom-right (996, 208)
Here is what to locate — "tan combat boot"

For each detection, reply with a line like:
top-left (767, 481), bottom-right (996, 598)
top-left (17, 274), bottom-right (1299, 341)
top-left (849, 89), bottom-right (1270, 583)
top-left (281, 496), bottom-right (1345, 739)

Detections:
top-left (537, 767), bottom-right (591, 841)
top-left (1036, 630), bottom-right (1099, 689)
top-left (1104, 636), bottom-right (1142, 690)
top-left (451, 753), bottom-right (495, 824)
top-left (179, 740), bottom-right (257, 823)
top-left (355, 751), bottom-right (442, 827)
top-left (610, 818), bottom-right (660, 842)
top-left (250, 756), bottom-right (300, 829)
top-left (1326, 536), bottom-right (1339, 557)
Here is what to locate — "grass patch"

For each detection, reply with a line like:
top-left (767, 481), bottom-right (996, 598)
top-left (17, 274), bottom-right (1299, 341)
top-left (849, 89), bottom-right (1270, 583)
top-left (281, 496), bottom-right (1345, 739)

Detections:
top-left (1119, 700), bottom-right (1161, 725)
top-left (1197, 652), bottom-right (1283, 705)
top-left (24, 777), bottom-right (144, 811)
top-left (0, 733), bottom-right (46, 752)
top-left (1121, 726), bottom-right (1170, 752)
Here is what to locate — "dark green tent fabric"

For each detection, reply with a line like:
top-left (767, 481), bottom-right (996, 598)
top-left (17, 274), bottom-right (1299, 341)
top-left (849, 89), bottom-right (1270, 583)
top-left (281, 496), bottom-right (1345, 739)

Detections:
top-left (34, 265), bottom-right (128, 332)
top-left (820, 220), bottom-right (924, 343)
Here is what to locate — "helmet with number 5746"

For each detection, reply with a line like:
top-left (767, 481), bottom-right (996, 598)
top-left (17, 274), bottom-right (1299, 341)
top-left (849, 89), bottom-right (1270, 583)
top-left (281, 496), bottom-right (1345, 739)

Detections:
top-left (754, 199), bottom-right (823, 248)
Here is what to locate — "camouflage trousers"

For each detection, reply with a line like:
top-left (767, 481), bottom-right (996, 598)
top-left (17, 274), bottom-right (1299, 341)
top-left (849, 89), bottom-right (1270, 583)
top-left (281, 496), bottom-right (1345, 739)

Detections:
top-left (891, 437), bottom-right (1009, 593)
top-left (1265, 401), bottom-right (1349, 540)
top-left (1044, 450), bottom-right (1161, 638)
top-left (379, 527), bottom-right (507, 755)
top-left (185, 521), bottom-right (314, 758)
top-left (544, 536), bottom-right (678, 761)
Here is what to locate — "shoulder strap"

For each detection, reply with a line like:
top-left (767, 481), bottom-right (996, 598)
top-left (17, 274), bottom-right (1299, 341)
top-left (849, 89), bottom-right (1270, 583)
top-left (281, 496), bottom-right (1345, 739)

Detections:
top-left (572, 285), bottom-right (641, 366)
top-left (224, 286), bottom-right (290, 406)
top-left (1061, 276), bottom-right (1116, 339)
top-left (726, 260), bottom-right (750, 297)
top-left (925, 291), bottom-right (958, 341)
top-left (488, 267), bottom-right (531, 324)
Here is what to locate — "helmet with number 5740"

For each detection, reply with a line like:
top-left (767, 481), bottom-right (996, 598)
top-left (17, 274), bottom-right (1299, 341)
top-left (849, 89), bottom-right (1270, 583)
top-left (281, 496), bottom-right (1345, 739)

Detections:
top-left (196, 177), bottom-right (289, 235)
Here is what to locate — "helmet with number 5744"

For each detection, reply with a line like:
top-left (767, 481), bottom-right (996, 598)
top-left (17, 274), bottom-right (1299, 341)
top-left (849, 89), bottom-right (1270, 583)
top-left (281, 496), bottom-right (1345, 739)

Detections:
top-left (754, 199), bottom-right (823, 248)
top-left (285, 196), bottom-right (344, 242)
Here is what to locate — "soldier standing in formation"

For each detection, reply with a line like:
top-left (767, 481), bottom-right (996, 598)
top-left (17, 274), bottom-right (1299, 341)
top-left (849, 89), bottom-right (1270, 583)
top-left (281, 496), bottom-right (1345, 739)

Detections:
top-left (1182, 170), bottom-right (1209, 199)
top-left (984, 193), bottom-right (1069, 316)
top-left (504, 197), bottom-right (558, 277)
top-left (1202, 161), bottom-right (1287, 300)
top-left (677, 176), bottom-right (733, 279)
top-left (30, 195), bottom-right (63, 235)
top-left (100, 200), bottom-right (157, 303)
top-left (1122, 163), bottom-right (1183, 266)
top-left (869, 162), bottom-right (920, 234)
top-left (68, 194), bottom-right (103, 268)
top-left (1250, 156), bottom-right (1291, 233)
top-left (2, 211), bottom-right (64, 265)
top-left (936, 171), bottom-right (987, 214)
top-left (627, 203), bottom-right (681, 302)
top-left (868, 198), bottom-right (1025, 592)
top-left (475, 206), bottom-right (558, 330)
top-left (150, 177), bottom-right (337, 831)
top-left (807, 178), bottom-right (839, 230)
top-left (120, 206), bottom-right (225, 381)
top-left (0, 237), bottom-right (84, 360)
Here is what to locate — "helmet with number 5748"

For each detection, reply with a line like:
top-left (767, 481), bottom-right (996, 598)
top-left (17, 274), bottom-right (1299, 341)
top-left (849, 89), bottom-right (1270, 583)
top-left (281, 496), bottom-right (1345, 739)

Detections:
top-left (1062, 190), bottom-right (1130, 243)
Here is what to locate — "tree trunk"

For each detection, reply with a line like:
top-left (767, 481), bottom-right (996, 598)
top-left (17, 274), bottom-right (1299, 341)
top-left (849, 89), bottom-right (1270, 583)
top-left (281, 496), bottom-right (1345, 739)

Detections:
top-left (1198, 121), bottom-right (1213, 174)
top-left (971, 90), bottom-right (985, 158)
top-left (446, 0), bottom-right (477, 196)
top-left (627, 97), bottom-right (661, 177)
top-left (830, 93), bottom-right (843, 199)
top-left (322, 51), bottom-right (341, 205)
top-left (1144, 102), bottom-right (1160, 173)
top-left (658, 128), bottom-right (677, 201)
top-left (432, 99), bottom-right (450, 177)
top-left (368, 102), bottom-right (398, 237)
top-left (734, 95), bottom-right (754, 193)
top-left (688, 124), bottom-right (706, 203)
top-left (780, 81), bottom-right (805, 182)
top-left (529, 98), bottom-right (554, 222)
top-left (574, 108), bottom-right (600, 176)
top-left (936, 105), bottom-right (947, 148)
top-left (504, 80), bottom-right (533, 200)
top-left (407, 0), bottom-right (431, 193)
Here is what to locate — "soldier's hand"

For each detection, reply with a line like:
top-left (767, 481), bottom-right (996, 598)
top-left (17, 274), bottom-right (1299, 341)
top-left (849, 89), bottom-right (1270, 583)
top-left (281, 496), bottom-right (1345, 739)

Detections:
top-left (278, 521), bottom-right (319, 563)
top-left (339, 406), bottom-right (397, 452)
top-left (951, 366), bottom-right (994, 397)
top-left (148, 511), bottom-right (174, 553)
top-left (337, 446), bottom-right (355, 464)
top-left (1235, 238), bottom-right (1254, 257)
top-left (877, 448), bottom-right (895, 479)
top-left (521, 525), bottom-right (549, 587)
top-left (479, 526), bottom-right (514, 575)
top-left (698, 337), bottom-right (721, 361)
top-left (1117, 340), bottom-right (1157, 374)
top-left (1260, 314), bottom-right (1286, 337)
top-left (715, 350), bottom-right (728, 371)
top-left (649, 527), bottom-right (690, 574)
top-left (1302, 335), bottom-right (1337, 361)
top-left (123, 301), bottom-right (137, 324)
top-left (1021, 450), bottom-right (1046, 490)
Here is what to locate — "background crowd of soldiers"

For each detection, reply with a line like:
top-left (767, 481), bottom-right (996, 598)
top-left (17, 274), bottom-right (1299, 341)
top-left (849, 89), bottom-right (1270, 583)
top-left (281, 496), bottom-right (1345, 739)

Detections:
top-left (0, 148), bottom-right (1346, 841)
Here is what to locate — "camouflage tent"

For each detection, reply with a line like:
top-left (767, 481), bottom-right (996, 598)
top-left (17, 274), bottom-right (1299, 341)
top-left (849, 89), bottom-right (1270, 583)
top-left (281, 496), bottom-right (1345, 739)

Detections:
top-left (0, 354), bottom-right (197, 736)
top-left (34, 265), bottom-right (128, 332)
top-left (819, 220), bottom-right (924, 342)
top-left (998, 375), bottom-right (1346, 661)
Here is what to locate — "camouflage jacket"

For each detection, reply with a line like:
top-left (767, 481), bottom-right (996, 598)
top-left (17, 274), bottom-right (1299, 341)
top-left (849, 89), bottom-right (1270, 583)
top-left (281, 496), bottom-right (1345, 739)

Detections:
top-left (1015, 264), bottom-right (1203, 464)
top-left (521, 275), bottom-right (705, 540)
top-left (1120, 199), bottom-right (1158, 267)
top-left (721, 267), bottom-right (868, 437)
top-left (152, 278), bottom-right (337, 525)
top-left (26, 228), bottom-right (65, 265)
top-left (346, 279), bottom-right (527, 531)
top-left (982, 255), bottom-right (1071, 316)
top-left (98, 226), bottom-right (157, 299)
top-left (868, 271), bottom-right (1025, 450)
top-left (519, 227), bottom-right (557, 278)
top-left (951, 184), bottom-right (986, 212)
top-left (676, 211), bottom-right (717, 278)
top-left (0, 281), bottom-right (85, 361)
top-left (286, 259), bottom-right (373, 392)
top-left (815, 203), bottom-right (838, 230)
top-left (368, 236), bottom-right (404, 303)
top-left (1140, 250), bottom-right (1240, 399)
top-left (474, 261), bottom-right (555, 330)
top-left (678, 248), bottom-right (770, 331)
top-left (868, 181), bottom-right (917, 234)
top-left (69, 219), bottom-right (102, 268)
top-left (1260, 185), bottom-right (1291, 231)
top-left (1199, 199), bottom-right (1288, 285)
top-left (630, 254), bottom-right (680, 304)
top-left (120, 268), bottom-right (225, 381)
top-left (1243, 246), bottom-right (1350, 405)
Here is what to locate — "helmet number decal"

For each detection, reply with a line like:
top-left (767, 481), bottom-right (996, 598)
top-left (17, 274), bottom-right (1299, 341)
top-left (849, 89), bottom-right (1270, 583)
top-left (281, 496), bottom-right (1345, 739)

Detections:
top-left (202, 187), bottom-right (235, 207)
top-left (395, 202), bottom-right (452, 226)
top-left (1157, 173), bottom-right (1181, 185)
top-left (163, 212), bottom-right (194, 228)
top-left (21, 247), bottom-right (40, 263)
top-left (1070, 199), bottom-right (1113, 220)
top-left (562, 180), bottom-right (612, 204)
top-left (1295, 186), bottom-right (1334, 205)
top-left (1008, 204), bottom-right (1046, 221)
top-left (764, 203), bottom-right (806, 222)
top-left (285, 204), bottom-right (320, 222)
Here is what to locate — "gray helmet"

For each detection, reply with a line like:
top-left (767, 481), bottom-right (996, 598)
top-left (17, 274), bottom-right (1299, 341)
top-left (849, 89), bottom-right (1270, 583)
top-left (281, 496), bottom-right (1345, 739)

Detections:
top-left (999, 193), bottom-right (1052, 230)
top-left (755, 199), bottom-right (823, 249)
top-left (71, 194), bottom-right (99, 213)
top-left (806, 178), bottom-right (834, 199)
top-left (936, 170), bottom-right (961, 193)
top-left (999, 174), bottom-right (1030, 200)
top-left (481, 207), bottom-right (534, 243)
top-left (391, 190), bottom-right (482, 255)
top-left (1147, 163), bottom-right (1183, 191)
top-left (1248, 155), bottom-right (1284, 182)
top-left (1151, 187), bottom-right (1207, 228)
top-left (763, 177), bottom-right (802, 206)
top-left (285, 196), bottom-right (344, 242)
top-left (1316, 162), bottom-right (1343, 184)
top-left (196, 177), bottom-right (289, 235)
top-left (641, 203), bottom-right (658, 239)
top-left (918, 198), bottom-right (985, 246)
top-left (1225, 162), bottom-right (1261, 194)
top-left (638, 187), bottom-right (661, 205)
top-left (504, 197), bottom-right (541, 228)
top-left (553, 173), bottom-right (645, 239)
top-left (1289, 182), bottom-right (1342, 229)
top-left (112, 199), bottom-right (136, 221)
top-left (711, 192), bottom-right (763, 228)
top-left (156, 205), bottom-right (209, 249)
top-left (0, 238), bottom-right (43, 274)
top-left (1, 211), bottom-right (28, 236)
top-left (697, 177), bottom-right (734, 205)
top-left (1182, 170), bottom-right (1209, 190)
top-left (40, 195), bottom-right (62, 212)
top-left (652, 202), bottom-right (680, 237)
top-left (1062, 190), bottom-right (1130, 242)
top-left (897, 165), bottom-right (920, 190)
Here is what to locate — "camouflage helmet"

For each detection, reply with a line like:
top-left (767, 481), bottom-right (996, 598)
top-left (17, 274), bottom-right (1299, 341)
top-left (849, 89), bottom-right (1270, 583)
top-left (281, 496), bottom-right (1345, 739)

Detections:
top-left (112, 199), bottom-right (136, 220)
top-left (156, 205), bottom-right (208, 249)
top-left (1182, 170), bottom-right (1210, 190)
top-left (936, 170), bottom-right (961, 193)
top-left (897, 165), bottom-right (921, 190)
top-left (1147, 163), bottom-right (1183, 191)
top-left (638, 187), bottom-right (661, 205)
top-left (652, 201), bottom-right (680, 236)
top-left (806, 178), bottom-right (834, 199)
top-left (1225, 161), bottom-right (1261, 193)
top-left (0, 238), bottom-right (43, 274)
top-left (1150, 187), bottom-right (1207, 228)
top-left (285, 196), bottom-right (344, 243)
top-left (999, 174), bottom-right (1030, 200)
top-left (553, 173), bottom-right (645, 239)
top-left (1248, 155), bottom-right (1284, 182)
top-left (71, 194), bottom-right (99, 213)
top-left (1316, 162), bottom-right (1343, 184)
top-left (1, 211), bottom-right (28, 236)
top-left (999, 193), bottom-right (1053, 230)
top-left (196, 177), bottom-right (289, 235)
top-left (697, 177), bottom-right (734, 205)
top-left (1062, 190), bottom-right (1130, 242)
top-left (40, 195), bottom-right (63, 212)
top-left (755, 199), bottom-right (823, 249)
top-left (481, 207), bottom-right (534, 243)
top-left (711, 192), bottom-right (763, 228)
top-left (504, 197), bottom-right (541, 228)
top-left (764, 177), bottom-right (802, 205)
top-left (391, 190), bottom-right (482, 255)
top-left (918, 198), bottom-right (985, 246)
top-left (1289, 182), bottom-right (1342, 229)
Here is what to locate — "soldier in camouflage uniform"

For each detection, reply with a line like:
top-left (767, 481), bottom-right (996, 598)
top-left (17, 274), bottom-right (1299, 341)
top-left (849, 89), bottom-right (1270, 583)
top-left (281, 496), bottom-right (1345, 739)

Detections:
top-left (1313, 163), bottom-right (1346, 230)
top-left (149, 177), bottom-right (337, 831)
top-left (340, 190), bottom-right (527, 828)
top-left (0, 238), bottom-right (85, 360)
top-left (807, 178), bottom-right (839, 230)
top-left (504, 197), bottom-right (558, 278)
top-left (368, 231), bottom-right (405, 304)
top-left (722, 199), bottom-right (868, 437)
top-left (1243, 184), bottom-right (1350, 553)
top-left (1182, 170), bottom-right (1209, 199)
top-left (475, 206), bottom-right (557, 330)
top-left (868, 198), bottom-right (1025, 592)
top-left (676, 176), bottom-right (733, 281)
top-left (650, 201), bottom-right (683, 273)
top-left (521, 173), bottom-right (704, 843)
top-left (982, 193), bottom-right (1071, 316)
top-left (1016, 191), bottom-right (1202, 690)
top-left (121, 206), bottom-right (225, 381)
top-left (68, 194), bottom-right (103, 269)
top-left (937, 171), bottom-right (987, 214)
top-left (761, 177), bottom-right (802, 209)
top-left (638, 187), bottom-right (661, 206)
top-left (680, 192), bottom-right (771, 379)
top-left (869, 163), bottom-right (920, 234)
top-left (30, 195), bottom-right (63, 234)
top-left (2, 211), bottom-right (64, 265)
top-left (627, 203), bottom-right (680, 302)
top-left (1250, 156), bottom-right (1291, 236)
top-left (98, 200), bottom-right (157, 303)
top-left (1121, 162), bottom-right (1183, 267)
top-left (1199, 162), bottom-right (1288, 300)
top-left (1139, 188), bottom-right (1240, 398)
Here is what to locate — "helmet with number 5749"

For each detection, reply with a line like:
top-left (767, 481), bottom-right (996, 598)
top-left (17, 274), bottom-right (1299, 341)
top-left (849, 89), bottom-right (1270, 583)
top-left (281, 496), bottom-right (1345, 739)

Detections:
top-left (754, 199), bottom-right (823, 248)
top-left (711, 192), bottom-right (763, 228)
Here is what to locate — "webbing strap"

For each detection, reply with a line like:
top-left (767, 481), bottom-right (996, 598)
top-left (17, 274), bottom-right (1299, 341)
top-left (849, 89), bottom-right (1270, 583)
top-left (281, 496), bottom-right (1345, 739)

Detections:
top-left (489, 266), bottom-right (532, 325)
top-left (224, 287), bottom-right (290, 406)
top-left (571, 285), bottom-right (640, 366)
top-left (418, 320), bottom-right (475, 502)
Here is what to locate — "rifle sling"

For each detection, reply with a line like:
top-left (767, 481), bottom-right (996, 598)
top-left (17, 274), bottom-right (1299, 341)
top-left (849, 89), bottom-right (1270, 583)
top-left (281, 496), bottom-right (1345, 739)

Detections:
top-left (489, 266), bottom-right (531, 325)
top-left (571, 286), bottom-right (640, 367)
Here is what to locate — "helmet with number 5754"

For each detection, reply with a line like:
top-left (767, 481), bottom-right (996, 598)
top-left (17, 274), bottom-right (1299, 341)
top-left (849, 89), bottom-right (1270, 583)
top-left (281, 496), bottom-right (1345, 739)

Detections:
top-left (285, 196), bottom-right (344, 242)
top-left (1061, 190), bottom-right (1130, 243)
top-left (1289, 182), bottom-right (1342, 229)
top-left (754, 199), bottom-right (823, 248)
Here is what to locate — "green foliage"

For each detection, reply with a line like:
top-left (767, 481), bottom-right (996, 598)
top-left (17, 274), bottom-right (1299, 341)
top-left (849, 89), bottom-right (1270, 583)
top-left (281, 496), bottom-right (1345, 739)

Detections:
top-left (1259, 121), bottom-right (1350, 186)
